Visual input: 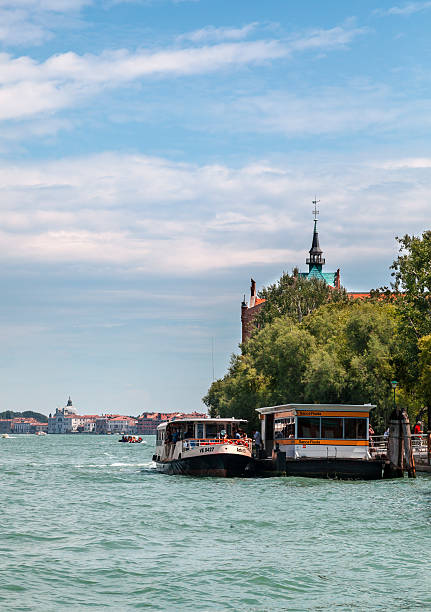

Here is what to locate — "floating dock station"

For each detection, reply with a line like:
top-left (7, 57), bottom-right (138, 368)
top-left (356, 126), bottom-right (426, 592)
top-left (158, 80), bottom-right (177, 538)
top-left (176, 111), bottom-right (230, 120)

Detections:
top-left (254, 403), bottom-right (417, 479)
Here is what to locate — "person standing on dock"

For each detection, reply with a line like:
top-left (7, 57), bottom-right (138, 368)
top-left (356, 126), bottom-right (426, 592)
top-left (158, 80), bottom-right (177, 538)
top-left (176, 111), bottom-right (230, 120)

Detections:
top-left (253, 430), bottom-right (262, 457)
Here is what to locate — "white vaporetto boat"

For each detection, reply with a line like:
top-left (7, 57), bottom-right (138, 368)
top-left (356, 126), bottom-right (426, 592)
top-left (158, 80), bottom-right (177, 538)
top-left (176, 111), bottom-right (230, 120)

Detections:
top-left (153, 418), bottom-right (253, 477)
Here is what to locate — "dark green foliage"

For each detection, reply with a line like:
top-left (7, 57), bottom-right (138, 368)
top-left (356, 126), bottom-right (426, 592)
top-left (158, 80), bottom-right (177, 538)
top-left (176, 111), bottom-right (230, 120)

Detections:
top-left (255, 271), bottom-right (348, 328)
top-left (0, 410), bottom-right (48, 422)
top-left (204, 301), bottom-right (397, 433)
top-left (373, 232), bottom-right (431, 418)
top-left (205, 234), bottom-right (431, 433)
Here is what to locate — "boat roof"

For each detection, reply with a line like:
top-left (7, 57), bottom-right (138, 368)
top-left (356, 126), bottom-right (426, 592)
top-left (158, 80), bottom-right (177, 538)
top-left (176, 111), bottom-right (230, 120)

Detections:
top-left (256, 403), bottom-right (375, 415)
top-left (157, 417), bottom-right (247, 431)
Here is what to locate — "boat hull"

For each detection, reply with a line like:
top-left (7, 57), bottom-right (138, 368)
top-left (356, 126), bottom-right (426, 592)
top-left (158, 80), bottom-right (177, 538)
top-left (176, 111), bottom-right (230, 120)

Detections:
top-left (156, 452), bottom-right (253, 477)
top-left (285, 458), bottom-right (383, 480)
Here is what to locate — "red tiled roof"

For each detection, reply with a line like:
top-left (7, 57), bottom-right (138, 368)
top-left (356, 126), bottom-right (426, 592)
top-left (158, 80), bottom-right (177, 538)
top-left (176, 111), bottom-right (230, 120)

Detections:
top-left (348, 292), bottom-right (371, 299)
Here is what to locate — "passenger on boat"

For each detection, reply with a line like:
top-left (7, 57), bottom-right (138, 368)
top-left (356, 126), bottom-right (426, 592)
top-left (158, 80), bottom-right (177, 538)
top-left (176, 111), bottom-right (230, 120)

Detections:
top-left (414, 421), bottom-right (422, 435)
top-left (369, 424), bottom-right (375, 448)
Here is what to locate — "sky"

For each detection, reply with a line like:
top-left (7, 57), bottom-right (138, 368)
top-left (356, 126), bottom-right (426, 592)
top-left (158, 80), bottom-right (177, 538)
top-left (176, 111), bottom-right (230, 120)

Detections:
top-left (0, 0), bottom-right (430, 416)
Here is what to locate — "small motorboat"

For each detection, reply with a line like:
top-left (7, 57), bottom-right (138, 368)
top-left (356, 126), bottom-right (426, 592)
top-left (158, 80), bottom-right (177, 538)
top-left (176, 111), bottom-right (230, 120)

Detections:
top-left (35, 431), bottom-right (47, 436)
top-left (1, 433), bottom-right (11, 439)
top-left (119, 435), bottom-right (143, 444)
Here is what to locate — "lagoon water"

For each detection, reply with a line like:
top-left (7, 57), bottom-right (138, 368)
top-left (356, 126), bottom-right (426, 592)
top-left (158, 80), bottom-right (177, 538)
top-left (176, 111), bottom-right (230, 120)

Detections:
top-left (0, 435), bottom-right (430, 611)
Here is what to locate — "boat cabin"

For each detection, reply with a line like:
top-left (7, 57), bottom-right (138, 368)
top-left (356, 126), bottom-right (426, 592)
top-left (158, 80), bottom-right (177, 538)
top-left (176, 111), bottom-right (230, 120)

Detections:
top-left (256, 404), bottom-right (374, 460)
top-left (154, 417), bottom-right (253, 476)
top-left (156, 418), bottom-right (247, 444)
top-left (155, 418), bottom-right (250, 461)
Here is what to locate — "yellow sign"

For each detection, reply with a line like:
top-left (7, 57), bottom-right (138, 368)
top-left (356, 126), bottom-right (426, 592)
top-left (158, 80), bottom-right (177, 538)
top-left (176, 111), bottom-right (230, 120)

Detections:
top-left (296, 411), bottom-right (368, 418)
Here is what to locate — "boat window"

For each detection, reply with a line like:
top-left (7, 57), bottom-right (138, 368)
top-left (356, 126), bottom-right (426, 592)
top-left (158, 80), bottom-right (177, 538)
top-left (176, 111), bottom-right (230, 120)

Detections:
top-left (196, 423), bottom-right (204, 439)
top-left (321, 417), bottom-right (343, 439)
top-left (344, 418), bottom-right (367, 439)
top-left (205, 424), bottom-right (217, 438)
top-left (297, 417), bottom-right (320, 439)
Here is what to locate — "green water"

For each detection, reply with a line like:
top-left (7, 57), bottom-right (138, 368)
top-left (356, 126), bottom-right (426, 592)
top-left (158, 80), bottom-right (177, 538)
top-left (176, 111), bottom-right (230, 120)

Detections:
top-left (0, 435), bottom-right (430, 611)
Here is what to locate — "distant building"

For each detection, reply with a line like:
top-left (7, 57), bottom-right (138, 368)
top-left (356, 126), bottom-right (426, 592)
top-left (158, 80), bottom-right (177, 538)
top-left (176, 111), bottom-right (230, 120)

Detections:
top-left (0, 419), bottom-right (12, 434)
top-left (12, 418), bottom-right (48, 434)
top-left (95, 415), bottom-right (137, 435)
top-left (136, 411), bottom-right (208, 434)
top-left (48, 397), bottom-right (98, 433)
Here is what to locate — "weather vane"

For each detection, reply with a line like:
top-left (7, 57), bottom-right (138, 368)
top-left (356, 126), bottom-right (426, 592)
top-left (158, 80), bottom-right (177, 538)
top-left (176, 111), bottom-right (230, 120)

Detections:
top-left (312, 197), bottom-right (320, 221)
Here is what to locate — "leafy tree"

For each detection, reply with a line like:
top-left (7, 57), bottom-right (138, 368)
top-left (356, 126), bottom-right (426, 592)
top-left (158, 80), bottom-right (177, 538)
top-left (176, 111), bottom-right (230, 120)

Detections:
top-left (204, 301), bottom-right (397, 432)
top-left (418, 334), bottom-right (431, 426)
top-left (0, 410), bottom-right (48, 421)
top-left (391, 231), bottom-right (431, 337)
top-left (374, 232), bottom-right (431, 388)
top-left (254, 271), bottom-right (348, 329)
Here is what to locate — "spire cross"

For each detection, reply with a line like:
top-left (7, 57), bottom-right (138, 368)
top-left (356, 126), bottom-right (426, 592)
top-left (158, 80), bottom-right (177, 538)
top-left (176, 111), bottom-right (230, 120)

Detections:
top-left (312, 198), bottom-right (320, 221)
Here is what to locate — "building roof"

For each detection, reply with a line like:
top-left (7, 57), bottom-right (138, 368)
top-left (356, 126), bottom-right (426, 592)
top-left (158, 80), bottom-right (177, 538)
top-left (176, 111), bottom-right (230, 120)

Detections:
top-left (256, 403), bottom-right (375, 415)
top-left (299, 268), bottom-right (338, 286)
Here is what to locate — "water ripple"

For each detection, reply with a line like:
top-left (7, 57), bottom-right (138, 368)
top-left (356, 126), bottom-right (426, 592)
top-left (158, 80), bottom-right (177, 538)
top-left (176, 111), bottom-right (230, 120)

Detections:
top-left (0, 435), bottom-right (430, 611)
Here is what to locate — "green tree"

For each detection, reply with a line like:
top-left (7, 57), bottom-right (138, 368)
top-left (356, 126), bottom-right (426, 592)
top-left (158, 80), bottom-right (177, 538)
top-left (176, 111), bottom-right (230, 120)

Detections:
top-left (204, 301), bottom-right (397, 431)
top-left (418, 334), bottom-right (431, 423)
top-left (255, 271), bottom-right (348, 329)
top-left (371, 232), bottom-right (431, 422)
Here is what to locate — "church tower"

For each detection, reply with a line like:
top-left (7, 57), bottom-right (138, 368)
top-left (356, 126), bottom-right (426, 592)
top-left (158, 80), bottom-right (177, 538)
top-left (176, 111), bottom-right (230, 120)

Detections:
top-left (306, 200), bottom-right (326, 273)
top-left (240, 198), bottom-right (341, 343)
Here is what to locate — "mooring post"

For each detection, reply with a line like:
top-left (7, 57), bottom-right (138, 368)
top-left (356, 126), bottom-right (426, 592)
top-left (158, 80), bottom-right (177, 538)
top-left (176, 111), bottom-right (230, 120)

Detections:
top-left (384, 409), bottom-right (404, 478)
top-left (401, 407), bottom-right (416, 478)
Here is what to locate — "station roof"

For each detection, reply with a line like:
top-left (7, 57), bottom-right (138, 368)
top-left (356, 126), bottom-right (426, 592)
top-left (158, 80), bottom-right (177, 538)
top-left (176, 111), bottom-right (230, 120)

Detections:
top-left (256, 403), bottom-right (375, 415)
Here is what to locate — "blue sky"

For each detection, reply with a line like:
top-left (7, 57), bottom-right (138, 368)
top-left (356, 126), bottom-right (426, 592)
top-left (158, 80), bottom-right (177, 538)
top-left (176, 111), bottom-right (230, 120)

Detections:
top-left (1, 0), bottom-right (430, 415)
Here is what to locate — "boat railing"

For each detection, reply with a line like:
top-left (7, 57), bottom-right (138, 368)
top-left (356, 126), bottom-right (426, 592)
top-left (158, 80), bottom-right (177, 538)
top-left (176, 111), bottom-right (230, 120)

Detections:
top-left (370, 433), bottom-right (430, 463)
top-left (181, 437), bottom-right (252, 451)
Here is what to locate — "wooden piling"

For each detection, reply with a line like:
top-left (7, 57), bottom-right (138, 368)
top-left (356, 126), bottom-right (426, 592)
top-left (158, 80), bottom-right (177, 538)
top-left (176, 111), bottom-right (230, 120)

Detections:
top-left (401, 408), bottom-right (416, 478)
top-left (384, 410), bottom-right (403, 478)
top-left (384, 408), bottom-right (416, 478)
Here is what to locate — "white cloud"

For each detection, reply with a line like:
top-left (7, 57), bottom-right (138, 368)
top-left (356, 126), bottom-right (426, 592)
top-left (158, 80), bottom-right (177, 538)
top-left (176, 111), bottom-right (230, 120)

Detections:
top-left (287, 23), bottom-right (368, 52)
top-left (0, 152), bottom-right (429, 275)
top-left (375, 1), bottom-right (431, 16)
top-left (0, 0), bottom-right (91, 46)
top-left (214, 84), bottom-right (417, 136)
top-left (0, 0), bottom-right (90, 9)
top-left (0, 22), bottom-right (367, 121)
top-left (178, 23), bottom-right (258, 44)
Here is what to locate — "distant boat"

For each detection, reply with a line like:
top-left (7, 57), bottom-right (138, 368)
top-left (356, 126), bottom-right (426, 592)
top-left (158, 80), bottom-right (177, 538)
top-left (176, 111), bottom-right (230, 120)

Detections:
top-left (35, 431), bottom-right (47, 436)
top-left (1, 433), bottom-right (11, 439)
top-left (118, 436), bottom-right (144, 443)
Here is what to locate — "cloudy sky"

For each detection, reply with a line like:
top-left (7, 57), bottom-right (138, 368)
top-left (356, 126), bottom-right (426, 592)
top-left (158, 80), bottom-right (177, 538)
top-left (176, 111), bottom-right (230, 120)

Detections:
top-left (1, 0), bottom-right (430, 415)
